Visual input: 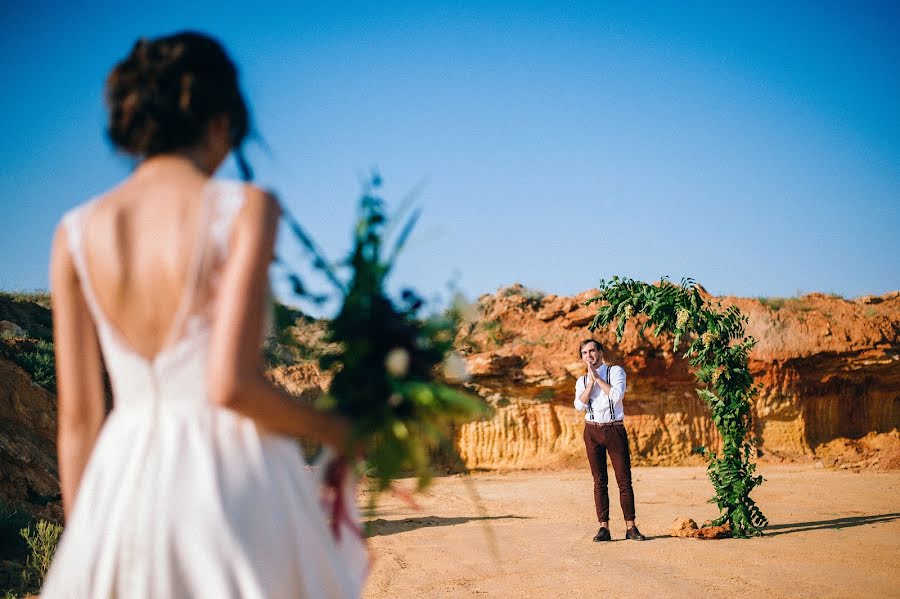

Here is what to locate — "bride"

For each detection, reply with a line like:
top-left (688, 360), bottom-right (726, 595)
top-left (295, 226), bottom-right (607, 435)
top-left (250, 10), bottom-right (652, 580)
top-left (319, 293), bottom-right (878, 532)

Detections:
top-left (42, 31), bottom-right (367, 598)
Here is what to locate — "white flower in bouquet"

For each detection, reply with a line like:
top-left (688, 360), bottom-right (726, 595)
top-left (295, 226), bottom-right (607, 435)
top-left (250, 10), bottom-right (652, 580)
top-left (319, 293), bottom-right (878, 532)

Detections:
top-left (452, 292), bottom-right (480, 323)
top-left (385, 347), bottom-right (410, 378)
top-left (442, 351), bottom-right (470, 383)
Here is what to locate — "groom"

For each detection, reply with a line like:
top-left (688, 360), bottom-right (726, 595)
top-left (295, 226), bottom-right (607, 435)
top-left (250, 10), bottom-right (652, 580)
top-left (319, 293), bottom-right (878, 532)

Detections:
top-left (574, 339), bottom-right (645, 542)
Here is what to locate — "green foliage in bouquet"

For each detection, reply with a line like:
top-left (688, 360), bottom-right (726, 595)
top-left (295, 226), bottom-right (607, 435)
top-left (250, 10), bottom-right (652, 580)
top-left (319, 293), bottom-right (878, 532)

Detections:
top-left (282, 176), bottom-right (490, 494)
top-left (585, 277), bottom-right (768, 537)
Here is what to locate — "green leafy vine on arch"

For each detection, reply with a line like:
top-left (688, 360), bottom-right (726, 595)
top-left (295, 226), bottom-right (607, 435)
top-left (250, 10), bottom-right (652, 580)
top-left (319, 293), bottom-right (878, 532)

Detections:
top-left (585, 276), bottom-right (768, 538)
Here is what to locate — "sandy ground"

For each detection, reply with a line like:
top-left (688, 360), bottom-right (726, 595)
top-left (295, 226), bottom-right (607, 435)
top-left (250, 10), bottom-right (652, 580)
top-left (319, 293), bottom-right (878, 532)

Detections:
top-left (362, 465), bottom-right (900, 599)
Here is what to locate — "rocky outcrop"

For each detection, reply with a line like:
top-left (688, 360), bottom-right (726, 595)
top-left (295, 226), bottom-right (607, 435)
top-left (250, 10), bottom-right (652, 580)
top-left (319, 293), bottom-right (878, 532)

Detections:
top-left (0, 358), bottom-right (61, 522)
top-left (669, 517), bottom-right (732, 539)
top-left (455, 286), bottom-right (900, 469)
top-left (0, 294), bottom-right (61, 523)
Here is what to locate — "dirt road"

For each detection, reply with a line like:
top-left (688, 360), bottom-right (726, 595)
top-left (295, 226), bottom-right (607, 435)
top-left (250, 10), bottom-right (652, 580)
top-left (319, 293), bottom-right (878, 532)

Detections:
top-left (362, 465), bottom-right (899, 598)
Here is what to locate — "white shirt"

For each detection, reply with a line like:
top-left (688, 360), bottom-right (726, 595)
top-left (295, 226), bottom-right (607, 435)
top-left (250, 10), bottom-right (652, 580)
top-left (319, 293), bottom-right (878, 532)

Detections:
top-left (574, 363), bottom-right (627, 423)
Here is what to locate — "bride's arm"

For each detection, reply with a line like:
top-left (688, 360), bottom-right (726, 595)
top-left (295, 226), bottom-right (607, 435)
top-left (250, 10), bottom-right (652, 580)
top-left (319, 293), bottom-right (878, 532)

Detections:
top-left (50, 225), bottom-right (107, 519)
top-left (207, 186), bottom-right (349, 448)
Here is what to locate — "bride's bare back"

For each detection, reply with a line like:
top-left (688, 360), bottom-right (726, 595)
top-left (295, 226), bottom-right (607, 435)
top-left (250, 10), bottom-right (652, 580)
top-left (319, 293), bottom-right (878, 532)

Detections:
top-left (81, 160), bottom-right (213, 360)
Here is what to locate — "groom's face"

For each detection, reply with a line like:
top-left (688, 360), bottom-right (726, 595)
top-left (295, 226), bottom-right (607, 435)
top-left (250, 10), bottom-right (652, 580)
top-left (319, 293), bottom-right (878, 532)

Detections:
top-left (581, 342), bottom-right (602, 367)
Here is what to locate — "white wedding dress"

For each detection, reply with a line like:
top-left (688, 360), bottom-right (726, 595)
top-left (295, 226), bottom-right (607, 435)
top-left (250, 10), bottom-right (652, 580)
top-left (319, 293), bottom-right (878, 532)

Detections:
top-left (41, 180), bottom-right (367, 598)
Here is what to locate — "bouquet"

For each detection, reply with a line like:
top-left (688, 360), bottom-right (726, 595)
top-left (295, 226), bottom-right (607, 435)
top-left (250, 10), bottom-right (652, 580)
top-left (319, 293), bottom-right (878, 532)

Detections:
top-left (281, 175), bottom-right (490, 507)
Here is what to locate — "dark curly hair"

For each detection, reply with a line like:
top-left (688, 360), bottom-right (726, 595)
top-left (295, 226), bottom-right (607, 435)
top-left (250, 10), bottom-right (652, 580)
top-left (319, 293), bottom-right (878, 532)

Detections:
top-left (105, 32), bottom-right (251, 177)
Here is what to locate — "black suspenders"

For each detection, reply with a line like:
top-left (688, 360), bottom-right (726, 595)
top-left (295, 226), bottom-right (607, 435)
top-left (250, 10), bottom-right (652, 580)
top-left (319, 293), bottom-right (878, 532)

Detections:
top-left (582, 375), bottom-right (595, 421)
top-left (606, 366), bottom-right (616, 422)
top-left (584, 365), bottom-right (617, 423)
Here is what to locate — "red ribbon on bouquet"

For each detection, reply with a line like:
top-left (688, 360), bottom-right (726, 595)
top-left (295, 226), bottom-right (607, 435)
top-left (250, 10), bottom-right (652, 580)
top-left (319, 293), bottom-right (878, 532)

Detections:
top-left (324, 457), bottom-right (365, 542)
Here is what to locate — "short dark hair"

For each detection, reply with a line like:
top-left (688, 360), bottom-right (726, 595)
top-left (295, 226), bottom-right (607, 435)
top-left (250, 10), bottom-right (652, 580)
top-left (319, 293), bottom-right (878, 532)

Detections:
top-left (105, 32), bottom-right (249, 161)
top-left (579, 339), bottom-right (603, 355)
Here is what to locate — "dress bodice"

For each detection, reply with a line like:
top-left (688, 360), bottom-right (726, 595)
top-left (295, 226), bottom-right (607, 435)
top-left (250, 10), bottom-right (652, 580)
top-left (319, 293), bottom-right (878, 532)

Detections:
top-left (44, 179), bottom-right (368, 599)
top-left (62, 179), bottom-right (248, 409)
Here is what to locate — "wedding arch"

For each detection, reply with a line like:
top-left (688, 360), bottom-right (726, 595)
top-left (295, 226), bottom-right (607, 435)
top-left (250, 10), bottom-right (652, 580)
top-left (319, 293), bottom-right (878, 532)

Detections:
top-left (585, 277), bottom-right (768, 537)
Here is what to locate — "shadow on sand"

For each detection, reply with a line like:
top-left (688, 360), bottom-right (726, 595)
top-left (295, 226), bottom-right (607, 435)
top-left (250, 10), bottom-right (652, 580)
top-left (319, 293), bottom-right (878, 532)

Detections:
top-left (764, 512), bottom-right (900, 537)
top-left (365, 515), bottom-right (529, 537)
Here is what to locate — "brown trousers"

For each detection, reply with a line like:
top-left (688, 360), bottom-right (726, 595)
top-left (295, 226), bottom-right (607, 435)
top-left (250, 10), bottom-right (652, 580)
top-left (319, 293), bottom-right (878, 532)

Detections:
top-left (583, 422), bottom-right (636, 522)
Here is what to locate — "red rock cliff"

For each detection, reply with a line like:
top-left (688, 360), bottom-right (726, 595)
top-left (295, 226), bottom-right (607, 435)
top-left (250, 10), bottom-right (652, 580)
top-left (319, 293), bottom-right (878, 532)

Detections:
top-left (454, 286), bottom-right (900, 469)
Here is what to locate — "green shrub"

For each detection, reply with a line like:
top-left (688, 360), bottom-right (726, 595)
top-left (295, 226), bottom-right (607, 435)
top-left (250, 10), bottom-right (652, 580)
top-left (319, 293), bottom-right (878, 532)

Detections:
top-left (481, 319), bottom-right (509, 347)
top-left (757, 295), bottom-right (822, 314)
top-left (501, 285), bottom-right (545, 309)
top-left (0, 291), bottom-right (51, 308)
top-left (757, 296), bottom-right (787, 311)
top-left (262, 301), bottom-right (335, 368)
top-left (519, 287), bottom-right (545, 305)
top-left (536, 389), bottom-right (556, 403)
top-left (14, 340), bottom-right (56, 393)
top-left (19, 520), bottom-right (62, 591)
top-left (0, 291), bottom-right (53, 340)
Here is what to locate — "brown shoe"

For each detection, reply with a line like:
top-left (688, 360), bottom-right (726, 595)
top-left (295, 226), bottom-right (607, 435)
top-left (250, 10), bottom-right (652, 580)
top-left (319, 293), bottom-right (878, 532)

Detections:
top-left (625, 526), bottom-right (646, 541)
top-left (592, 527), bottom-right (611, 542)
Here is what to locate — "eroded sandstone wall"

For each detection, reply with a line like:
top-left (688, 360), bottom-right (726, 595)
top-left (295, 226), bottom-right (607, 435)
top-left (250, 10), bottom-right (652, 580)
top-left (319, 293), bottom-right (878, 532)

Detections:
top-left (455, 287), bottom-right (900, 469)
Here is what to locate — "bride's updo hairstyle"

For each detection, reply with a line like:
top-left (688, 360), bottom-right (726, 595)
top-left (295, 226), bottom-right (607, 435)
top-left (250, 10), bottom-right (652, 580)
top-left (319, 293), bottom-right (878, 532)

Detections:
top-left (105, 31), bottom-right (252, 178)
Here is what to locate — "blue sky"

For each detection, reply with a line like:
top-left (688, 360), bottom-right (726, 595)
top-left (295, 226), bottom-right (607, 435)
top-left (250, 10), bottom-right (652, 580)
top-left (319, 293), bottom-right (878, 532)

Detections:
top-left (1, 1), bottom-right (898, 313)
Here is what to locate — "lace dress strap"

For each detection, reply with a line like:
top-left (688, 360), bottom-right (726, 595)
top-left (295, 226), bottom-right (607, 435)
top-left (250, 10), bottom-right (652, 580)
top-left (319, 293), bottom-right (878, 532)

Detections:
top-left (209, 180), bottom-right (248, 257)
top-left (61, 201), bottom-right (109, 332)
